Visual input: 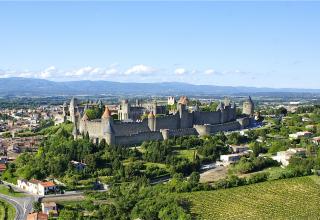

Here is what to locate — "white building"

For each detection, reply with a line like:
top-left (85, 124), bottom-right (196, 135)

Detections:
top-left (272, 148), bottom-right (306, 166)
top-left (289, 131), bottom-right (312, 140)
top-left (229, 145), bottom-right (249, 153)
top-left (220, 154), bottom-right (241, 165)
top-left (312, 137), bottom-right (320, 145)
top-left (17, 179), bottom-right (56, 196)
top-left (41, 202), bottom-right (58, 216)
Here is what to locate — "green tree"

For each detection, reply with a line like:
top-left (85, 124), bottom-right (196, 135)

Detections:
top-left (32, 201), bottom-right (41, 212)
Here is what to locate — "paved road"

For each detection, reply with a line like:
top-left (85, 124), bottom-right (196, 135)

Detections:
top-left (0, 193), bottom-right (24, 220)
top-left (0, 183), bottom-right (38, 220)
top-left (0, 193), bottom-right (37, 220)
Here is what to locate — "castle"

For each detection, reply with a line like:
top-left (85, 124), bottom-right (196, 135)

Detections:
top-left (67, 97), bottom-right (253, 146)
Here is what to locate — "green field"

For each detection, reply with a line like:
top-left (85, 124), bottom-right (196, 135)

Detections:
top-left (185, 176), bottom-right (320, 219)
top-left (0, 199), bottom-right (16, 220)
top-left (0, 185), bottom-right (25, 197)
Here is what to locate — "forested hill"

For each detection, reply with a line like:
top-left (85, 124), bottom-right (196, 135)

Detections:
top-left (0, 77), bottom-right (320, 96)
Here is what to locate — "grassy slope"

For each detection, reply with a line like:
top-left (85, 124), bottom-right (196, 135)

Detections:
top-left (0, 199), bottom-right (16, 220)
top-left (0, 185), bottom-right (25, 197)
top-left (184, 176), bottom-right (320, 220)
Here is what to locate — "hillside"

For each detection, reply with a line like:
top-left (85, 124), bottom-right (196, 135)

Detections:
top-left (0, 77), bottom-right (320, 96)
top-left (184, 176), bottom-right (320, 219)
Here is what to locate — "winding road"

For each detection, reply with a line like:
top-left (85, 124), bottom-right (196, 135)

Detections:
top-left (0, 187), bottom-right (37, 220)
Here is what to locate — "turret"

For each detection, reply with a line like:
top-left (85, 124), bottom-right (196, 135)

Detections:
top-left (118, 99), bottom-right (130, 121)
top-left (72, 123), bottom-right (78, 140)
top-left (148, 111), bottom-right (156, 131)
top-left (79, 112), bottom-right (89, 135)
top-left (69, 97), bottom-right (78, 123)
top-left (103, 121), bottom-right (115, 146)
top-left (152, 101), bottom-right (158, 115)
top-left (224, 97), bottom-right (231, 106)
top-left (101, 106), bottom-right (115, 145)
top-left (242, 96), bottom-right (254, 116)
top-left (102, 106), bottom-right (112, 120)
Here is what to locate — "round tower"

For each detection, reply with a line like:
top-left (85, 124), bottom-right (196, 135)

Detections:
top-left (119, 100), bottom-right (130, 120)
top-left (148, 111), bottom-right (156, 131)
top-left (242, 96), bottom-right (254, 116)
top-left (101, 107), bottom-right (115, 145)
top-left (69, 97), bottom-right (78, 123)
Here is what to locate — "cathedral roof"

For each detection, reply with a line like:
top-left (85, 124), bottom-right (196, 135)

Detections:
top-left (102, 107), bottom-right (111, 119)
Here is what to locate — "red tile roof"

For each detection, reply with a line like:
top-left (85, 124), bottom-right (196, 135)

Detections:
top-left (0, 163), bottom-right (6, 172)
top-left (39, 181), bottom-right (56, 188)
top-left (27, 212), bottom-right (48, 220)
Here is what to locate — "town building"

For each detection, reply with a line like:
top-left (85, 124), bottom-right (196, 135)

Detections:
top-left (220, 154), bottom-right (242, 165)
top-left (17, 179), bottom-right (57, 196)
top-left (229, 145), bottom-right (249, 153)
top-left (272, 148), bottom-right (306, 166)
top-left (289, 131), bottom-right (313, 140)
top-left (27, 212), bottom-right (48, 220)
top-left (312, 137), bottom-right (320, 145)
top-left (41, 202), bottom-right (58, 216)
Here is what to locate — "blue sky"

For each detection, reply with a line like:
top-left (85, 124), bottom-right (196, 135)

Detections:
top-left (0, 1), bottom-right (319, 88)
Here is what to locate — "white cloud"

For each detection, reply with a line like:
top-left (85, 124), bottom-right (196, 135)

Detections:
top-left (39, 66), bottom-right (56, 79)
top-left (174, 68), bottom-right (187, 75)
top-left (104, 68), bottom-right (118, 75)
top-left (66, 66), bottom-right (100, 77)
top-left (204, 69), bottom-right (216, 75)
top-left (124, 64), bottom-right (157, 75)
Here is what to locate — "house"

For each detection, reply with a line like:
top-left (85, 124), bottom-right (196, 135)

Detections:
top-left (272, 148), bottom-right (306, 166)
top-left (220, 153), bottom-right (243, 165)
top-left (312, 137), bottom-right (320, 145)
top-left (289, 131), bottom-right (312, 140)
top-left (27, 212), bottom-right (48, 220)
top-left (229, 145), bottom-right (249, 153)
top-left (70, 160), bottom-right (87, 171)
top-left (41, 202), bottom-right (58, 216)
top-left (0, 163), bottom-right (6, 173)
top-left (302, 117), bottom-right (312, 122)
top-left (17, 179), bottom-right (57, 196)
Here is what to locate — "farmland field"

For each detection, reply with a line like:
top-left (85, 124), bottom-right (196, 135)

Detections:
top-left (184, 176), bottom-right (320, 219)
top-left (0, 199), bottom-right (15, 220)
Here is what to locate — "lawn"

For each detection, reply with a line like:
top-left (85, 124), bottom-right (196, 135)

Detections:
top-left (0, 185), bottom-right (25, 197)
top-left (175, 149), bottom-right (196, 161)
top-left (0, 199), bottom-right (16, 220)
top-left (184, 176), bottom-right (320, 219)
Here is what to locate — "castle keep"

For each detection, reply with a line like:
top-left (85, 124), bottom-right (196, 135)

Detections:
top-left (68, 97), bottom-right (252, 146)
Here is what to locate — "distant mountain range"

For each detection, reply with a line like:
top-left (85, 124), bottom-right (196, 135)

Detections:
top-left (0, 77), bottom-right (319, 97)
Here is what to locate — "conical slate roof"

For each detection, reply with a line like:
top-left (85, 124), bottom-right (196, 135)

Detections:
top-left (82, 113), bottom-right (89, 121)
top-left (101, 107), bottom-right (111, 119)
